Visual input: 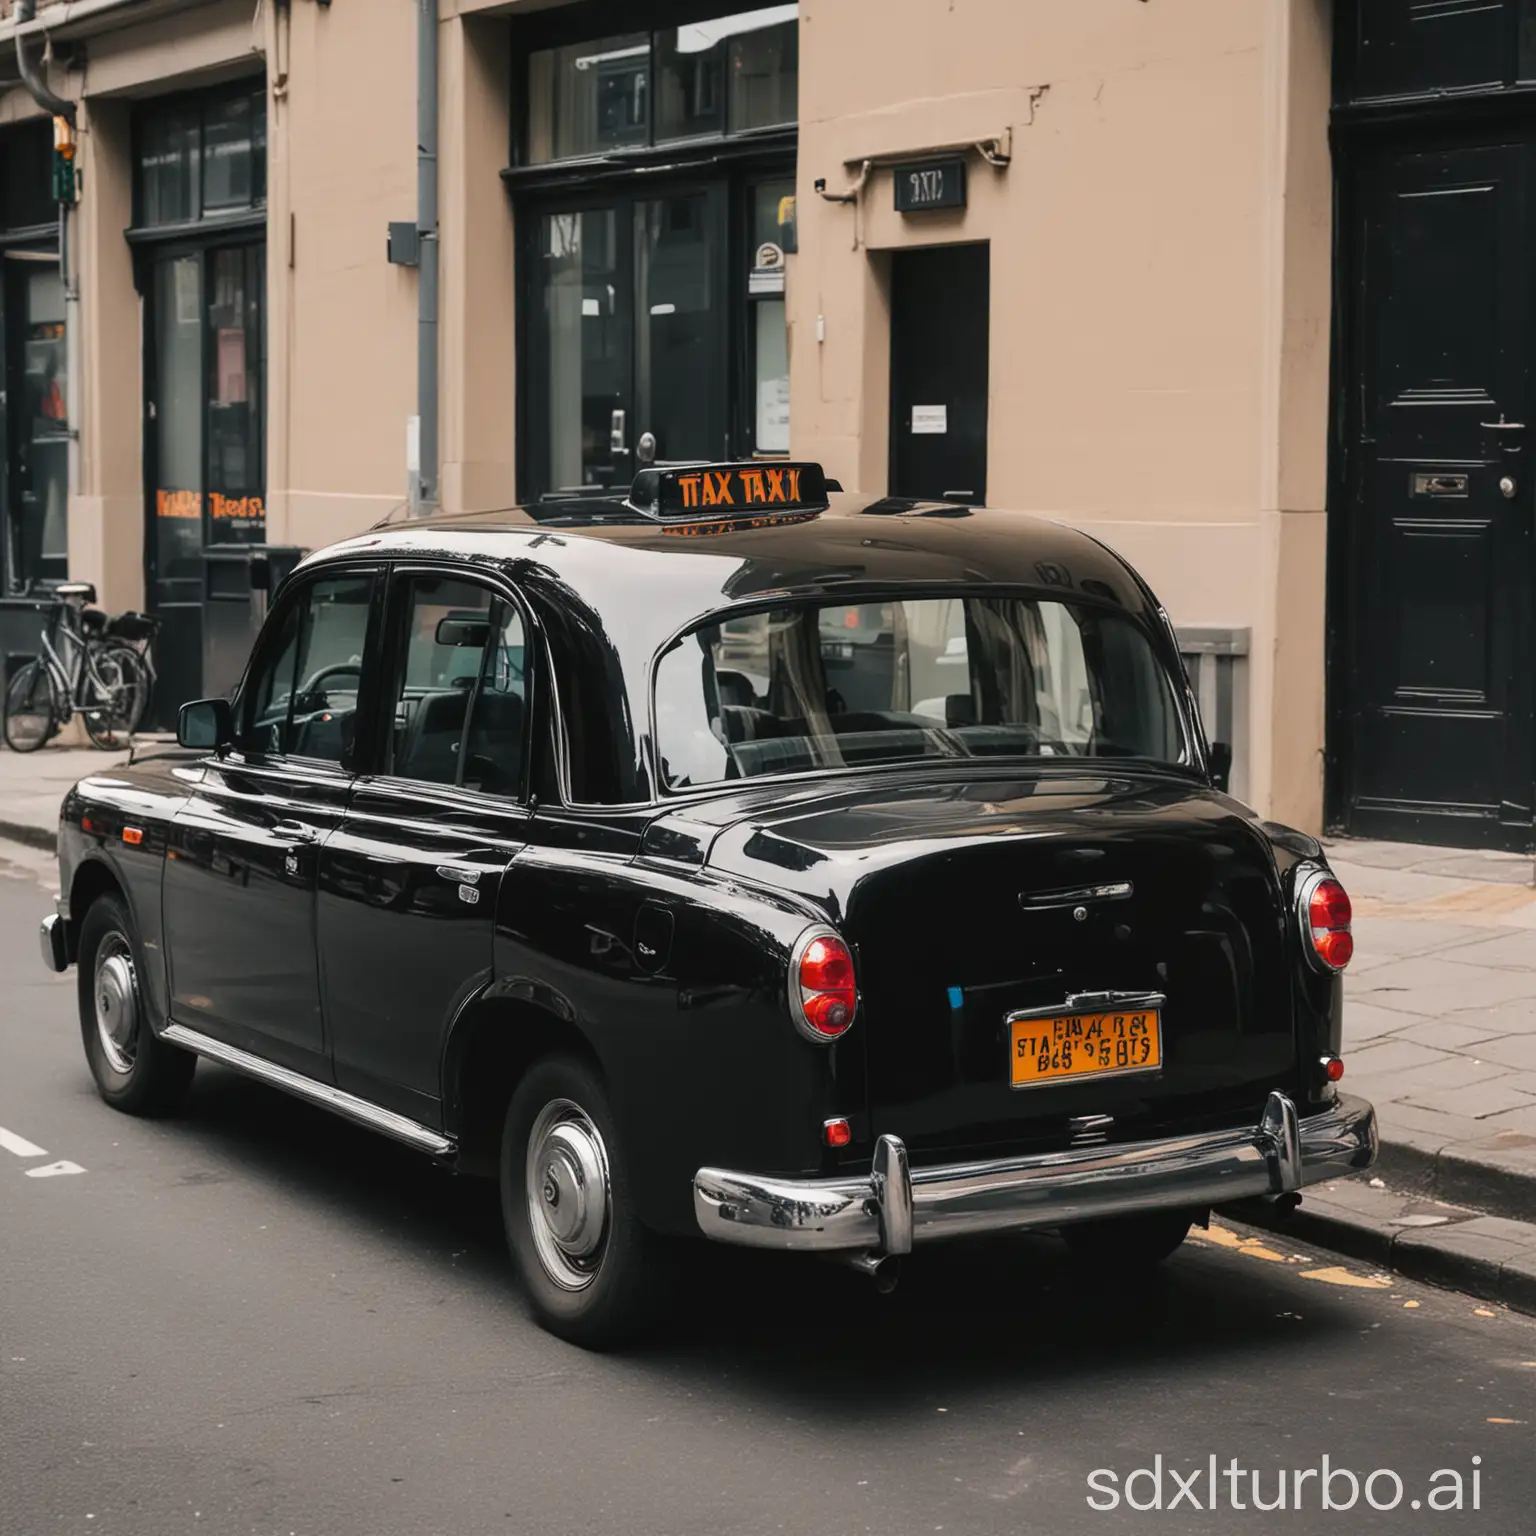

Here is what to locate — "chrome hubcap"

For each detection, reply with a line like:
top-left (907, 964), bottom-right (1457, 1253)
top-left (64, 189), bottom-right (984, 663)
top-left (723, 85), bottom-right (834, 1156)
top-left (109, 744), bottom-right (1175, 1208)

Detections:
top-left (525, 1098), bottom-right (610, 1291)
top-left (94, 936), bottom-right (139, 1075)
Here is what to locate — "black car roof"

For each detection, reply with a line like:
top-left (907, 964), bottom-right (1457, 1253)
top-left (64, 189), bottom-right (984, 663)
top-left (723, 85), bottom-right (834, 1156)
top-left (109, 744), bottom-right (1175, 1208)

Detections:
top-left (309, 492), bottom-right (1157, 636)
top-left (301, 491), bottom-right (1175, 806)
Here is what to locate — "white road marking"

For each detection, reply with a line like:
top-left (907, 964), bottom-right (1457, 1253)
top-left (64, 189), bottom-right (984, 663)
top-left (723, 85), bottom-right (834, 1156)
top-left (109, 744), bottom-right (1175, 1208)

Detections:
top-left (0, 1126), bottom-right (48, 1159)
top-left (24, 1161), bottom-right (85, 1178)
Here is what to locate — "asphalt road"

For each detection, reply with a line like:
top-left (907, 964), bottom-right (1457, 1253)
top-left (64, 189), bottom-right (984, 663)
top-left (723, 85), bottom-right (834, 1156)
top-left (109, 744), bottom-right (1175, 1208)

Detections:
top-left (2, 841), bottom-right (1534, 1536)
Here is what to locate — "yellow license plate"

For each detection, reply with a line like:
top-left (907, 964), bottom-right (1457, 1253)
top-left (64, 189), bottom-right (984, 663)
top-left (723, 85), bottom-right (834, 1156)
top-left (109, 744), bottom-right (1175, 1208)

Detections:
top-left (1009, 1008), bottom-right (1162, 1089)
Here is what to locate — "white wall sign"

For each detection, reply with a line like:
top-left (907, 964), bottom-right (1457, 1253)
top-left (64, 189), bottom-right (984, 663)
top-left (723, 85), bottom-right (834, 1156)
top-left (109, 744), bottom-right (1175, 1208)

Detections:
top-left (911, 405), bottom-right (948, 435)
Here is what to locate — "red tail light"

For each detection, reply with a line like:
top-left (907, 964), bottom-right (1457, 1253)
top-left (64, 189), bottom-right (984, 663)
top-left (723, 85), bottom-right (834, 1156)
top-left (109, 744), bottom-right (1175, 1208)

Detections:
top-left (790, 927), bottom-right (857, 1042)
top-left (1298, 868), bottom-right (1353, 972)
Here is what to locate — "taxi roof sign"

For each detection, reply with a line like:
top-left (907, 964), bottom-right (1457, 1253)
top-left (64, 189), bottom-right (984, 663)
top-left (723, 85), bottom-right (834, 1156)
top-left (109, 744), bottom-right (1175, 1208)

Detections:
top-left (628, 462), bottom-right (831, 522)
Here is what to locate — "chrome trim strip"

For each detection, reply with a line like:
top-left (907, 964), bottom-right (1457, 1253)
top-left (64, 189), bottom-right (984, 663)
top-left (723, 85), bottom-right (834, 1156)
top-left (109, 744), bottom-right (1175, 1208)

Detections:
top-left (1019, 881), bottom-right (1134, 910)
top-left (160, 1023), bottom-right (455, 1158)
top-left (693, 1091), bottom-right (1377, 1255)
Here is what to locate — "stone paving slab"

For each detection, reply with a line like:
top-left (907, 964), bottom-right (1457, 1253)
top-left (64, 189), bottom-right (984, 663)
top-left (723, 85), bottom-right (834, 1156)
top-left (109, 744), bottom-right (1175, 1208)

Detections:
top-left (1325, 836), bottom-right (1536, 1224)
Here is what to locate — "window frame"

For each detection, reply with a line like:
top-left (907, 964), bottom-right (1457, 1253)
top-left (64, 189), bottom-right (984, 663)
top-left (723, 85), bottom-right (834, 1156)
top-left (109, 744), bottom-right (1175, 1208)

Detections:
top-left (361, 562), bottom-right (541, 804)
top-left (230, 563), bottom-right (384, 773)
top-left (646, 586), bottom-right (1200, 799)
top-left (511, 5), bottom-right (799, 173)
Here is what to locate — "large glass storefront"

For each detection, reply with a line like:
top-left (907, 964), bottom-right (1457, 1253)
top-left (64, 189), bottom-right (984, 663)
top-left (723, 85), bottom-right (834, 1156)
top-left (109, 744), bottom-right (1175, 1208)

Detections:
top-left (130, 82), bottom-right (267, 717)
top-left (0, 120), bottom-right (67, 595)
top-left (510, 5), bottom-right (798, 499)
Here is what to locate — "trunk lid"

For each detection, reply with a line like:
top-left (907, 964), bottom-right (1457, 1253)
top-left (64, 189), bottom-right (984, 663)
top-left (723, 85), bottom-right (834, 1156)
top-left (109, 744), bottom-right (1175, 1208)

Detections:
top-left (702, 771), bottom-right (1298, 1161)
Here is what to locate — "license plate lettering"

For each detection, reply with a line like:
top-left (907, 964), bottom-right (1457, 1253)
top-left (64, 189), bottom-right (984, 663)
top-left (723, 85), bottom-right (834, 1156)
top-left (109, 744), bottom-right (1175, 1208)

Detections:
top-left (1008, 1007), bottom-right (1162, 1089)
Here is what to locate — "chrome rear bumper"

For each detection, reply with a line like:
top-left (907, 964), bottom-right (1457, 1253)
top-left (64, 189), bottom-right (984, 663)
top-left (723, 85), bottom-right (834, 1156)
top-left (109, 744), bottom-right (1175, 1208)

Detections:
top-left (693, 1091), bottom-right (1377, 1258)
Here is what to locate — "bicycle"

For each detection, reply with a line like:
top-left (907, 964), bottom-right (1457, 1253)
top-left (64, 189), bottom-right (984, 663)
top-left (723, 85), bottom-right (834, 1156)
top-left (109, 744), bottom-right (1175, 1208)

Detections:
top-left (3, 583), bottom-right (160, 754)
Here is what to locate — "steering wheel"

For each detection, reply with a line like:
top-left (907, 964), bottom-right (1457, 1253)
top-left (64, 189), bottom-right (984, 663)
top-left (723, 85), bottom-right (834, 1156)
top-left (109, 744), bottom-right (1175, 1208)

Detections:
top-left (297, 663), bottom-right (363, 701)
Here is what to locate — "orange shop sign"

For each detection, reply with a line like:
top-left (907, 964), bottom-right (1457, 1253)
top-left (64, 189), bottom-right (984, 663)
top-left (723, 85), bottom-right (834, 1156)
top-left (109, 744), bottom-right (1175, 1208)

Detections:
top-left (156, 489), bottom-right (201, 520)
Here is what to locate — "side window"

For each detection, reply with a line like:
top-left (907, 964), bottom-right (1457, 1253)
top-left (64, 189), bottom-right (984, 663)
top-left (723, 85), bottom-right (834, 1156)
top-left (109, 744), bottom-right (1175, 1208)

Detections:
top-left (385, 575), bottom-right (528, 794)
top-left (239, 573), bottom-right (373, 761)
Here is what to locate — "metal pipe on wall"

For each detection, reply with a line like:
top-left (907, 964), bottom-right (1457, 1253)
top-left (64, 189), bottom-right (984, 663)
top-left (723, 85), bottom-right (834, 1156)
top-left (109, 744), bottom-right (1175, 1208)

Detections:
top-left (414, 0), bottom-right (440, 515)
top-left (12, 0), bottom-right (76, 121)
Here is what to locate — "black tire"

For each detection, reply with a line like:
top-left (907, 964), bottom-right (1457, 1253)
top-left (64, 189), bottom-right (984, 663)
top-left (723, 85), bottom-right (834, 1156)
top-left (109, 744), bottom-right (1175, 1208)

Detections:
top-left (1060, 1209), bottom-right (1195, 1272)
top-left (501, 1055), bottom-right (671, 1348)
top-left (3, 660), bottom-right (59, 754)
top-left (77, 893), bottom-right (196, 1116)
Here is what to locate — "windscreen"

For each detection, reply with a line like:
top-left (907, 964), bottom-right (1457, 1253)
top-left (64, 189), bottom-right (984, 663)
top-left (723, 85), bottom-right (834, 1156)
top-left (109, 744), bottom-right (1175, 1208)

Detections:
top-left (653, 595), bottom-right (1187, 790)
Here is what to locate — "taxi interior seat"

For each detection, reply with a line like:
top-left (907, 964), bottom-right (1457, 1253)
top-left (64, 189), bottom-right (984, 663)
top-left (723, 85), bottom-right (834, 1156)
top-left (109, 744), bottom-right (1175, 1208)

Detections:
top-left (394, 689), bottom-right (470, 784)
top-left (463, 690), bottom-right (525, 794)
top-left (395, 686), bottom-right (526, 791)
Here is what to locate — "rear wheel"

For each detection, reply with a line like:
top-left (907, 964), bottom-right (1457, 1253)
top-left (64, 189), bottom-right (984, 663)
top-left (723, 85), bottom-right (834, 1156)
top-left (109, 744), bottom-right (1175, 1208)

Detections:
top-left (77, 894), bottom-right (196, 1116)
top-left (3, 660), bottom-right (59, 753)
top-left (1060, 1209), bottom-right (1195, 1272)
top-left (500, 1056), bottom-right (671, 1348)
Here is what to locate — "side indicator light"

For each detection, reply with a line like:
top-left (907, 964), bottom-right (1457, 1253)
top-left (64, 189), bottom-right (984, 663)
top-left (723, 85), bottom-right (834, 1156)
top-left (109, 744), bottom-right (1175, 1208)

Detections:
top-left (123, 827), bottom-right (144, 847)
top-left (1320, 1055), bottom-right (1345, 1083)
top-left (823, 1117), bottom-right (852, 1148)
top-left (81, 817), bottom-right (93, 833)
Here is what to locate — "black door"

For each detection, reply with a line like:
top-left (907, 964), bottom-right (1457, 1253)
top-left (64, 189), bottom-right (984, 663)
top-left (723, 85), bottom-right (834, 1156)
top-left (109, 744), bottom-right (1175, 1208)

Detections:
top-left (1337, 140), bottom-right (1535, 849)
top-left (527, 188), bottom-right (728, 496)
top-left (317, 571), bottom-right (532, 1126)
top-left (142, 241), bottom-right (268, 725)
top-left (163, 569), bottom-right (376, 1077)
top-left (889, 243), bottom-right (990, 505)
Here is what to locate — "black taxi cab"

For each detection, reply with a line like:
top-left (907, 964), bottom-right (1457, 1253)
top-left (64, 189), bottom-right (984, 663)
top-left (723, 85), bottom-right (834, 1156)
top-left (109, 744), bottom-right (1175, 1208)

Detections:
top-left (38, 464), bottom-right (1377, 1347)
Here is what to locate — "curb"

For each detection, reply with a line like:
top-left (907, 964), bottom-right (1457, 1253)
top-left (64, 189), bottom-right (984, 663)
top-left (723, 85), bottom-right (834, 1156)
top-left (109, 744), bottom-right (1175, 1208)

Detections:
top-left (1376, 1131), bottom-right (1536, 1226)
top-left (1226, 1177), bottom-right (1536, 1318)
top-left (0, 820), bottom-right (56, 854)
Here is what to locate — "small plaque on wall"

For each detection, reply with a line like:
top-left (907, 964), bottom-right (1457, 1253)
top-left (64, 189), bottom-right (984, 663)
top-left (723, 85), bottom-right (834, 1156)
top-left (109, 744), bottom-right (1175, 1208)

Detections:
top-left (894, 158), bottom-right (967, 214)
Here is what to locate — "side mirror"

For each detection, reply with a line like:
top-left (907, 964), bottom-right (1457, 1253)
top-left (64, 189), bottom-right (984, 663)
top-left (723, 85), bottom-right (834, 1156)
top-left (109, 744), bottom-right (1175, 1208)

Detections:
top-left (178, 697), bottom-right (234, 752)
top-left (1208, 741), bottom-right (1233, 794)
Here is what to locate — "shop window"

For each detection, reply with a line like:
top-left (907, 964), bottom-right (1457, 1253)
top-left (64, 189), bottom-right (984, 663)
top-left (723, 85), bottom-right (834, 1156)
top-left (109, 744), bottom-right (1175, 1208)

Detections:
top-left (749, 177), bottom-right (793, 455)
top-left (0, 121), bottom-right (56, 234)
top-left (525, 5), bottom-right (798, 165)
top-left (135, 82), bottom-right (266, 228)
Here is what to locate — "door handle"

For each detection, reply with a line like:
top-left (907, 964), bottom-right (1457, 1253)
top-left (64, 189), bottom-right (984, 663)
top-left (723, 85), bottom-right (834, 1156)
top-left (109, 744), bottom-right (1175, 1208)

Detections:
top-left (272, 821), bottom-right (318, 845)
top-left (610, 409), bottom-right (629, 455)
top-left (1480, 419), bottom-right (1526, 431)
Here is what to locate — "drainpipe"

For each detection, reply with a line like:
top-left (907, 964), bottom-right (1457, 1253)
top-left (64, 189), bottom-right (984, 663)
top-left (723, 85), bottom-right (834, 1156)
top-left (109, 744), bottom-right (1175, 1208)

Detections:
top-left (13, 0), bottom-right (75, 122)
top-left (413, 0), bottom-right (439, 515)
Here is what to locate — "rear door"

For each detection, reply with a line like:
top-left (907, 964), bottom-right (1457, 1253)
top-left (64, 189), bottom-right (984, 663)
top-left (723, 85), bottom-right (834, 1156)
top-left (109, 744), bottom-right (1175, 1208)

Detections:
top-left (317, 571), bottom-right (532, 1126)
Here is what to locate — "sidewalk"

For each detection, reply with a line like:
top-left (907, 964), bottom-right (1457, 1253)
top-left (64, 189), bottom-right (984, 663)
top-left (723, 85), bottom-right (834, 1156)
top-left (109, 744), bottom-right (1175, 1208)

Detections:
top-left (1325, 838), bottom-right (1536, 1217)
top-left (0, 741), bottom-right (132, 852)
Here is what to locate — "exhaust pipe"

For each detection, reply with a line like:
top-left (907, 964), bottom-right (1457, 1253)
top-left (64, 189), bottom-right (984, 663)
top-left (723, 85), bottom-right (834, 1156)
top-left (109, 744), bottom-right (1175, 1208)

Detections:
top-left (843, 1251), bottom-right (901, 1293)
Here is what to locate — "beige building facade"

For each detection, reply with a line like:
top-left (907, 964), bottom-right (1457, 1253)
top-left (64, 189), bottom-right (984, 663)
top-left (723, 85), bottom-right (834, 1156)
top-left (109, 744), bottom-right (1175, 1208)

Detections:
top-left (0, 1), bottom-right (1529, 849)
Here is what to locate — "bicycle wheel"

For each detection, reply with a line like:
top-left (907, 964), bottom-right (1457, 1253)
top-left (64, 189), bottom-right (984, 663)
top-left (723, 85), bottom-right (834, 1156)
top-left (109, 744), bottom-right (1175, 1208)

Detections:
top-left (3, 660), bottom-right (61, 754)
top-left (81, 646), bottom-right (146, 750)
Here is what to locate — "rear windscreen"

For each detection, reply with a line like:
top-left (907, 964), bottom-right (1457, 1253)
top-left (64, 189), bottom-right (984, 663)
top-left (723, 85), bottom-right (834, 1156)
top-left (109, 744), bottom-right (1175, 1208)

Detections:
top-left (653, 594), bottom-right (1188, 790)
